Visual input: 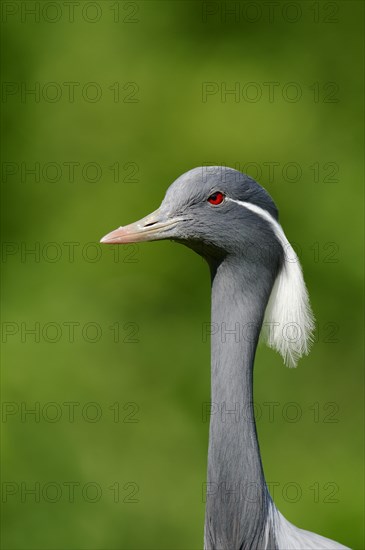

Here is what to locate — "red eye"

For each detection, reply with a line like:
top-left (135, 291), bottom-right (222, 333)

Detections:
top-left (208, 192), bottom-right (225, 205)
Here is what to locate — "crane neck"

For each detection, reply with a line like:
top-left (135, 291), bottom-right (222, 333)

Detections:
top-left (204, 255), bottom-right (277, 550)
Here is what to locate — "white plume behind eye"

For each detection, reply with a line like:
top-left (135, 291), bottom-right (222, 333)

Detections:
top-left (227, 198), bottom-right (315, 368)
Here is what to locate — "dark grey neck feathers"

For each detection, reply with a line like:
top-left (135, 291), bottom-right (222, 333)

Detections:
top-left (204, 255), bottom-right (279, 550)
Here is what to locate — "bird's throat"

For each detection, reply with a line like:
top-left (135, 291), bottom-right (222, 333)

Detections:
top-left (204, 257), bottom-right (276, 550)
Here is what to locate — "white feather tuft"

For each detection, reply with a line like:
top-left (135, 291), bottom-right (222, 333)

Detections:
top-left (262, 226), bottom-right (315, 368)
top-left (228, 199), bottom-right (315, 368)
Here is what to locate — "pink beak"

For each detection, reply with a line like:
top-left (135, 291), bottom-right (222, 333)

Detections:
top-left (100, 209), bottom-right (180, 244)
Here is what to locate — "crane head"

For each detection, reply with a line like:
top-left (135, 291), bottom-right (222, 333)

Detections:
top-left (100, 166), bottom-right (281, 264)
top-left (100, 166), bottom-right (315, 367)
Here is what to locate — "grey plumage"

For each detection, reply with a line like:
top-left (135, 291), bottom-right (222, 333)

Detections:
top-left (206, 254), bottom-right (277, 549)
top-left (101, 166), bottom-right (349, 550)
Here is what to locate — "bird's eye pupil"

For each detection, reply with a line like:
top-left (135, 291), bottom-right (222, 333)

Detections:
top-left (208, 192), bottom-right (225, 205)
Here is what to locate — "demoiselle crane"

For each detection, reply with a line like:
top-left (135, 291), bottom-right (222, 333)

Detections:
top-left (101, 167), bottom-right (349, 550)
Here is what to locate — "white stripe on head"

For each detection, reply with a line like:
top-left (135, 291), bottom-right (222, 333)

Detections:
top-left (227, 198), bottom-right (315, 368)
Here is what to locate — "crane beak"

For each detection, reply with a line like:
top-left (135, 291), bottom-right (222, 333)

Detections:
top-left (100, 209), bottom-right (179, 244)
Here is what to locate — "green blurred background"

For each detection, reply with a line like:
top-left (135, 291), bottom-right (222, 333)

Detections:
top-left (1, 1), bottom-right (364, 549)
